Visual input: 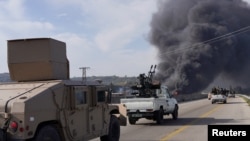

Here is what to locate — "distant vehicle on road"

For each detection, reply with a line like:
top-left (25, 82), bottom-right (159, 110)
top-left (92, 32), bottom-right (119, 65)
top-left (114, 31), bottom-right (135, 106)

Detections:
top-left (227, 88), bottom-right (236, 98)
top-left (211, 93), bottom-right (227, 104)
top-left (208, 92), bottom-right (212, 100)
top-left (209, 87), bottom-right (227, 104)
top-left (228, 93), bottom-right (236, 98)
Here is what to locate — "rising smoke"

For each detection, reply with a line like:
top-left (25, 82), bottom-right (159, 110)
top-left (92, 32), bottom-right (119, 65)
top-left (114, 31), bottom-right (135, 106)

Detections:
top-left (149, 0), bottom-right (250, 94)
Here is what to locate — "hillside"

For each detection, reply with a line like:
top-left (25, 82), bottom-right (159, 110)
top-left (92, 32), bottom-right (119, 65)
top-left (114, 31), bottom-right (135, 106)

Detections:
top-left (0, 73), bottom-right (137, 94)
top-left (0, 73), bottom-right (136, 85)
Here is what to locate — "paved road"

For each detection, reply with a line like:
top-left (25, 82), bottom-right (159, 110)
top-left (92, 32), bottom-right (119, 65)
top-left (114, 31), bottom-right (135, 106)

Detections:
top-left (92, 95), bottom-right (250, 141)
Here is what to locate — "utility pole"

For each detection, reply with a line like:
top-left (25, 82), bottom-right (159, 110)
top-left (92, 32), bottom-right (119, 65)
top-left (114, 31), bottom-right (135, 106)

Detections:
top-left (79, 67), bottom-right (90, 82)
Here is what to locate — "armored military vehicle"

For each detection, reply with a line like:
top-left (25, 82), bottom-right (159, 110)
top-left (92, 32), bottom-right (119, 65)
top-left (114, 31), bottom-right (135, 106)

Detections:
top-left (0, 38), bottom-right (127, 141)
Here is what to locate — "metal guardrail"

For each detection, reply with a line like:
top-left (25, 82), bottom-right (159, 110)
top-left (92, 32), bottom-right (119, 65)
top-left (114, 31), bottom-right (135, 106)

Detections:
top-left (111, 93), bottom-right (208, 103)
top-left (238, 94), bottom-right (250, 100)
top-left (112, 93), bottom-right (250, 104)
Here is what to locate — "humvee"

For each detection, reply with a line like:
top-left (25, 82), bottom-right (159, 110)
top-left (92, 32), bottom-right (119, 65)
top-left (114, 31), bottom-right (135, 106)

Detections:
top-left (0, 38), bottom-right (127, 141)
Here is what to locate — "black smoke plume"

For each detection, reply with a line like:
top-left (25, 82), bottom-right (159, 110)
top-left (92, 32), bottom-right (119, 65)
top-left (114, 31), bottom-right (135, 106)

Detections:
top-left (149, 0), bottom-right (250, 94)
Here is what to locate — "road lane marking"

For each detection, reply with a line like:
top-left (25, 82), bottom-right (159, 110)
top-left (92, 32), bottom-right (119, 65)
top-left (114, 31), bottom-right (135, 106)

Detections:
top-left (160, 104), bottom-right (222, 141)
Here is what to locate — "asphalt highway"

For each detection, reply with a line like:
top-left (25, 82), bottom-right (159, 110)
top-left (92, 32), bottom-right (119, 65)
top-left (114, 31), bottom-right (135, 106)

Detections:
top-left (91, 95), bottom-right (250, 141)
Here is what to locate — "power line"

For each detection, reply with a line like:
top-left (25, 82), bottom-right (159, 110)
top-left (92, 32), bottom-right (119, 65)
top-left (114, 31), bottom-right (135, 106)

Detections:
top-left (159, 25), bottom-right (250, 56)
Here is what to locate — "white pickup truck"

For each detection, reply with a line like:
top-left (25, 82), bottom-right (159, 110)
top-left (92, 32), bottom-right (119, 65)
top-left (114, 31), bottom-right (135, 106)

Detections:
top-left (120, 86), bottom-right (178, 125)
top-left (210, 93), bottom-right (227, 104)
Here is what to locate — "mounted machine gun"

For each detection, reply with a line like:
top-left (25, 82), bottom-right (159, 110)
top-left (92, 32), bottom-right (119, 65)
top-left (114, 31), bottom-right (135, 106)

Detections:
top-left (131, 65), bottom-right (161, 97)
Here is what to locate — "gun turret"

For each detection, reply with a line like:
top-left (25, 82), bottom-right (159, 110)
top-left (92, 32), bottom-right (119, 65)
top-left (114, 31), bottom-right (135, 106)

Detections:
top-left (131, 65), bottom-right (160, 97)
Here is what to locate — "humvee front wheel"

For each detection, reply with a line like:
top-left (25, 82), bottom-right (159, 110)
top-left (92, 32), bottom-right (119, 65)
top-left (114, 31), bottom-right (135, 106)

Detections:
top-left (128, 117), bottom-right (137, 125)
top-left (100, 115), bottom-right (120, 141)
top-left (34, 125), bottom-right (62, 141)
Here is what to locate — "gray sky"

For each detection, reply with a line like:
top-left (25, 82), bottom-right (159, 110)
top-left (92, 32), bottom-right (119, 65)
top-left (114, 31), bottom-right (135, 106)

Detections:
top-left (1, 0), bottom-right (249, 78)
top-left (0, 0), bottom-right (158, 77)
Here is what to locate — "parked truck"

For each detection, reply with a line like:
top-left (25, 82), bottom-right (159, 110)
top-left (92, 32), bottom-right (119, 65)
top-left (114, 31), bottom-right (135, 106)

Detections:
top-left (120, 65), bottom-right (178, 125)
top-left (0, 38), bottom-right (127, 141)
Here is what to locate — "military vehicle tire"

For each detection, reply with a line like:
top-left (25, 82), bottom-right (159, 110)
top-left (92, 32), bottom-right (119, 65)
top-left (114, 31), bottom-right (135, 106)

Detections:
top-left (211, 100), bottom-right (215, 104)
top-left (128, 117), bottom-right (137, 125)
top-left (156, 109), bottom-right (164, 124)
top-left (34, 125), bottom-right (62, 141)
top-left (172, 105), bottom-right (178, 120)
top-left (100, 115), bottom-right (120, 141)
